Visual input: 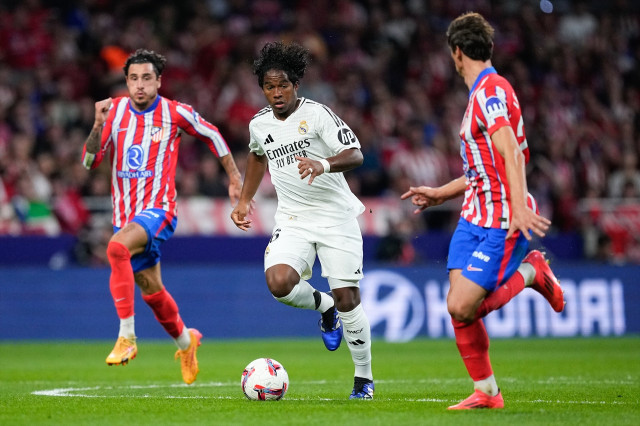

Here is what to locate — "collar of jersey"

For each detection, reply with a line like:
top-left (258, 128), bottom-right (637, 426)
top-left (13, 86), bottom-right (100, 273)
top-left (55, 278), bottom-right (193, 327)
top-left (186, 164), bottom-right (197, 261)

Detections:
top-left (129, 95), bottom-right (160, 115)
top-left (272, 97), bottom-right (305, 120)
top-left (469, 67), bottom-right (497, 98)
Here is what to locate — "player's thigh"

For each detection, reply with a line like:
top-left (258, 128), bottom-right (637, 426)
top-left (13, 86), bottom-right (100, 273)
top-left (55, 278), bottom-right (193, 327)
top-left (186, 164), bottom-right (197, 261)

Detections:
top-left (111, 222), bottom-right (148, 255)
top-left (448, 218), bottom-right (525, 292)
top-left (264, 224), bottom-right (317, 281)
top-left (126, 209), bottom-right (176, 273)
top-left (316, 219), bottom-right (364, 284)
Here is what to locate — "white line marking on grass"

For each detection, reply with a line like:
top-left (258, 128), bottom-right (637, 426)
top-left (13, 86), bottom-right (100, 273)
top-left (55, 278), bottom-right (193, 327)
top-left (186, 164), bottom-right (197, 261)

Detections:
top-left (31, 379), bottom-right (638, 406)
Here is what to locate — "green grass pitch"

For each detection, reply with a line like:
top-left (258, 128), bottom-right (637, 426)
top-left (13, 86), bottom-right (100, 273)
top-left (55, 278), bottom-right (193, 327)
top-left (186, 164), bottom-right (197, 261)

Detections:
top-left (1, 337), bottom-right (638, 425)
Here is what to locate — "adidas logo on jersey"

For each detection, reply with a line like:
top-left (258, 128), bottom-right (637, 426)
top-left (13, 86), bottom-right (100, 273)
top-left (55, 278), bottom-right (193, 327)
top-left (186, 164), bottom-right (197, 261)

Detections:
top-left (265, 134), bottom-right (274, 144)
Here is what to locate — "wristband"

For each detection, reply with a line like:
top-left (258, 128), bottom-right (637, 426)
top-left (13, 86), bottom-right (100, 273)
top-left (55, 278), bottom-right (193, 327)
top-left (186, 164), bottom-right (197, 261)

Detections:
top-left (319, 159), bottom-right (331, 173)
top-left (82, 152), bottom-right (96, 170)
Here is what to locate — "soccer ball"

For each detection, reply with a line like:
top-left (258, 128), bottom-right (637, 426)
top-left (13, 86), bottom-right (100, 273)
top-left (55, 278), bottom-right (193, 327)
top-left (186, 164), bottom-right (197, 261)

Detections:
top-left (241, 358), bottom-right (289, 401)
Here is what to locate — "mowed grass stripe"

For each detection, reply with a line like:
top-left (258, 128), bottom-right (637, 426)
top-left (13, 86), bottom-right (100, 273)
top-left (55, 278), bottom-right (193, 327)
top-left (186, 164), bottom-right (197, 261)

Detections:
top-left (0, 337), bottom-right (638, 425)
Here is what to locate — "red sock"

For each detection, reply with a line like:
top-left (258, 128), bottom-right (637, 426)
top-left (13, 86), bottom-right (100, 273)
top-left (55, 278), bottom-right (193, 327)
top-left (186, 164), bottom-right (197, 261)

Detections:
top-left (106, 241), bottom-right (135, 319)
top-left (142, 288), bottom-right (185, 339)
top-left (452, 318), bottom-right (493, 381)
top-left (475, 271), bottom-right (526, 320)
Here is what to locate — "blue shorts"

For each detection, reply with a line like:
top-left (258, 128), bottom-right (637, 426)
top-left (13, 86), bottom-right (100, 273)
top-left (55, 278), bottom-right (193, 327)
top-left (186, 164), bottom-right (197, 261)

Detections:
top-left (447, 217), bottom-right (529, 292)
top-left (113, 208), bottom-right (177, 273)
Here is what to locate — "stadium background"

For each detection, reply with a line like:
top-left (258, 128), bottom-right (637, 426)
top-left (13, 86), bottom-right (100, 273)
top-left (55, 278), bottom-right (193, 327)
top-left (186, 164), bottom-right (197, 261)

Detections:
top-left (1, 0), bottom-right (639, 339)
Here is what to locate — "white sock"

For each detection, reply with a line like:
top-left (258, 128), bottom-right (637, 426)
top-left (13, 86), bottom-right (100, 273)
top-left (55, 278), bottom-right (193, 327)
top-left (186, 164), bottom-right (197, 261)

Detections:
top-left (519, 262), bottom-right (536, 287)
top-left (474, 374), bottom-right (499, 396)
top-left (317, 292), bottom-right (334, 313)
top-left (118, 316), bottom-right (135, 339)
top-left (175, 326), bottom-right (191, 350)
top-left (275, 280), bottom-right (325, 311)
top-left (338, 304), bottom-right (373, 380)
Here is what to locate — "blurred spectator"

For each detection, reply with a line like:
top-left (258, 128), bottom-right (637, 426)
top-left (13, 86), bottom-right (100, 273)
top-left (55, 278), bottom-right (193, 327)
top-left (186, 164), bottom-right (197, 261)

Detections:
top-left (608, 151), bottom-right (640, 198)
top-left (0, 0), bottom-right (638, 263)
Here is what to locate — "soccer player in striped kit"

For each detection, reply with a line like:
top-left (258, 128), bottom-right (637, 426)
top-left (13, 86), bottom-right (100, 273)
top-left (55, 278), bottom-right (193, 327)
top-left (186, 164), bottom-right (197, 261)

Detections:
top-left (402, 13), bottom-right (565, 409)
top-left (82, 49), bottom-right (243, 384)
top-left (231, 41), bottom-right (374, 399)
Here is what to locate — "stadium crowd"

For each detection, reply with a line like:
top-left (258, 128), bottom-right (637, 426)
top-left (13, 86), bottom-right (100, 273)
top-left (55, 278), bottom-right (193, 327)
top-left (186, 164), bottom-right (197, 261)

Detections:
top-left (1, 0), bottom-right (639, 263)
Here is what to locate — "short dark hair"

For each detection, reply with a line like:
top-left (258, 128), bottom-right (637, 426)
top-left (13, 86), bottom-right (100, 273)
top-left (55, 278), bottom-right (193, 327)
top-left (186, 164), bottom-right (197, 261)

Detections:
top-left (252, 41), bottom-right (309, 87)
top-left (446, 12), bottom-right (494, 61)
top-left (123, 49), bottom-right (167, 77)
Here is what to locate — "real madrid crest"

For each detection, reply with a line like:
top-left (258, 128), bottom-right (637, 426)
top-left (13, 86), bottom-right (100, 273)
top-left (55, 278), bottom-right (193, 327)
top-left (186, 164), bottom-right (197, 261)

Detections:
top-left (298, 121), bottom-right (309, 135)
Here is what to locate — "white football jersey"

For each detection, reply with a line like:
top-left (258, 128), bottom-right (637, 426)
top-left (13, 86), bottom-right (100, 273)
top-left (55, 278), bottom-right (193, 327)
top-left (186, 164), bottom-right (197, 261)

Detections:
top-left (249, 98), bottom-right (365, 226)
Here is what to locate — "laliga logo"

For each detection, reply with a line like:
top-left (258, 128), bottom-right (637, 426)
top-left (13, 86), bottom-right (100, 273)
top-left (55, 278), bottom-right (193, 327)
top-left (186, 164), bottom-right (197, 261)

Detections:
top-left (360, 270), bottom-right (424, 342)
top-left (485, 96), bottom-right (506, 122)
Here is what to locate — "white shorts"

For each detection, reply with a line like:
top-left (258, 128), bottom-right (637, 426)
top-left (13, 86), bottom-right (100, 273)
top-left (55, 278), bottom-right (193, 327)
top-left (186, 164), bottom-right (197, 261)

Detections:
top-left (264, 217), bottom-right (364, 288)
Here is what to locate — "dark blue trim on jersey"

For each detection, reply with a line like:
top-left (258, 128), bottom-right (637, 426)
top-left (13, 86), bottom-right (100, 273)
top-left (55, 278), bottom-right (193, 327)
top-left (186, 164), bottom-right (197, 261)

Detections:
top-left (129, 95), bottom-right (161, 115)
top-left (469, 67), bottom-right (497, 98)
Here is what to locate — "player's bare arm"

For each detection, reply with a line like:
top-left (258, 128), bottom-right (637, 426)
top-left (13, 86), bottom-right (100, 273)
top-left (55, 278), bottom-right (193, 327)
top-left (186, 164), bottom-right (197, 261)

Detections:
top-left (231, 152), bottom-right (268, 231)
top-left (82, 98), bottom-right (112, 169)
top-left (491, 125), bottom-right (550, 240)
top-left (401, 176), bottom-right (467, 214)
top-left (218, 153), bottom-right (243, 207)
top-left (295, 147), bottom-right (363, 185)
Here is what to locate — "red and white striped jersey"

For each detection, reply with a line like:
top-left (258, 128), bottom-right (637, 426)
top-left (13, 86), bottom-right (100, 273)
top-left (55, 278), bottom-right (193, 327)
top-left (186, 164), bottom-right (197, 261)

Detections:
top-left (458, 67), bottom-right (532, 229)
top-left (82, 96), bottom-right (231, 228)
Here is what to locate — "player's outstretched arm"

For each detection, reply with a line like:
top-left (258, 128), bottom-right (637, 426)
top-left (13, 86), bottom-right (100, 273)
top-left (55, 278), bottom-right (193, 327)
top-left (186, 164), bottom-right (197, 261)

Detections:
top-left (218, 153), bottom-right (243, 207)
top-left (401, 176), bottom-right (466, 214)
top-left (230, 152), bottom-right (267, 231)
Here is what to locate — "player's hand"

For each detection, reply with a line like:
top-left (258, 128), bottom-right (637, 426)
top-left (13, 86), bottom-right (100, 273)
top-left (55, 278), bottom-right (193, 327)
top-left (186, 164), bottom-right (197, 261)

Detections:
top-left (507, 205), bottom-right (551, 241)
top-left (230, 203), bottom-right (252, 231)
top-left (94, 98), bottom-right (112, 126)
top-left (400, 186), bottom-right (444, 214)
top-left (295, 156), bottom-right (322, 185)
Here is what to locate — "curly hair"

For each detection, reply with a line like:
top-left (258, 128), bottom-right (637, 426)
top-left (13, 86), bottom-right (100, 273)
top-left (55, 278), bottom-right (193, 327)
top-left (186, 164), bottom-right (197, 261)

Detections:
top-left (446, 12), bottom-right (494, 61)
top-left (123, 49), bottom-right (167, 77)
top-left (252, 41), bottom-right (309, 87)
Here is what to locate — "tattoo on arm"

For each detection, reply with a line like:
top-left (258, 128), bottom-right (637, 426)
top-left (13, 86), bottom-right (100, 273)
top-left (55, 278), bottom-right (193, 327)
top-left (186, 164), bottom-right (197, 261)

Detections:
top-left (220, 154), bottom-right (242, 180)
top-left (85, 127), bottom-right (102, 154)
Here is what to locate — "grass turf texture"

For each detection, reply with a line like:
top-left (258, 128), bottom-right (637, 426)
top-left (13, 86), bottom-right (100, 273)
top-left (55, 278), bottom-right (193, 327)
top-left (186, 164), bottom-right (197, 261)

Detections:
top-left (0, 337), bottom-right (638, 425)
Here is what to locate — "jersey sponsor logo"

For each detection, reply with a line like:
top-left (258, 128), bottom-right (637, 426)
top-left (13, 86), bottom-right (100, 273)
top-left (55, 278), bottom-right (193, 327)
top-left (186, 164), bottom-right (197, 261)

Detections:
top-left (472, 251), bottom-right (491, 262)
top-left (298, 121), bottom-right (309, 135)
top-left (466, 264), bottom-right (484, 272)
top-left (265, 139), bottom-right (311, 160)
top-left (126, 145), bottom-right (145, 170)
top-left (337, 128), bottom-right (356, 145)
top-left (116, 170), bottom-right (154, 178)
top-left (150, 126), bottom-right (164, 142)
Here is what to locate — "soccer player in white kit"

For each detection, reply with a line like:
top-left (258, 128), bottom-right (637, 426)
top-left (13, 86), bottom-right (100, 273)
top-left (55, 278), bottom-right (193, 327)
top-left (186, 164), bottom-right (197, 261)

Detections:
top-left (230, 41), bottom-right (374, 399)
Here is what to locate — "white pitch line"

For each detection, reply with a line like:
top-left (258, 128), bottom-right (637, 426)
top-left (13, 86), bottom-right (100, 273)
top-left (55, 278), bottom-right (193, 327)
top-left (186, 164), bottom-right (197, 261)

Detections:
top-left (30, 381), bottom-right (638, 405)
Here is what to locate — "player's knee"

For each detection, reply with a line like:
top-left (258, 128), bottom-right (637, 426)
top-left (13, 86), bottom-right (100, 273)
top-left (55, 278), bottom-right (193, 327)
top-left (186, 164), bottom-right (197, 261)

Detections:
top-left (332, 286), bottom-right (360, 312)
top-left (448, 301), bottom-right (475, 324)
top-left (265, 270), bottom-right (297, 298)
top-left (106, 241), bottom-right (131, 263)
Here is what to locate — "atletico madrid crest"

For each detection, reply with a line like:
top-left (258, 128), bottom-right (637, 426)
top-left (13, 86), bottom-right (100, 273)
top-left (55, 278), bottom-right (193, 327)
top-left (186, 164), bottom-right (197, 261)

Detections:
top-left (150, 126), bottom-right (164, 142)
